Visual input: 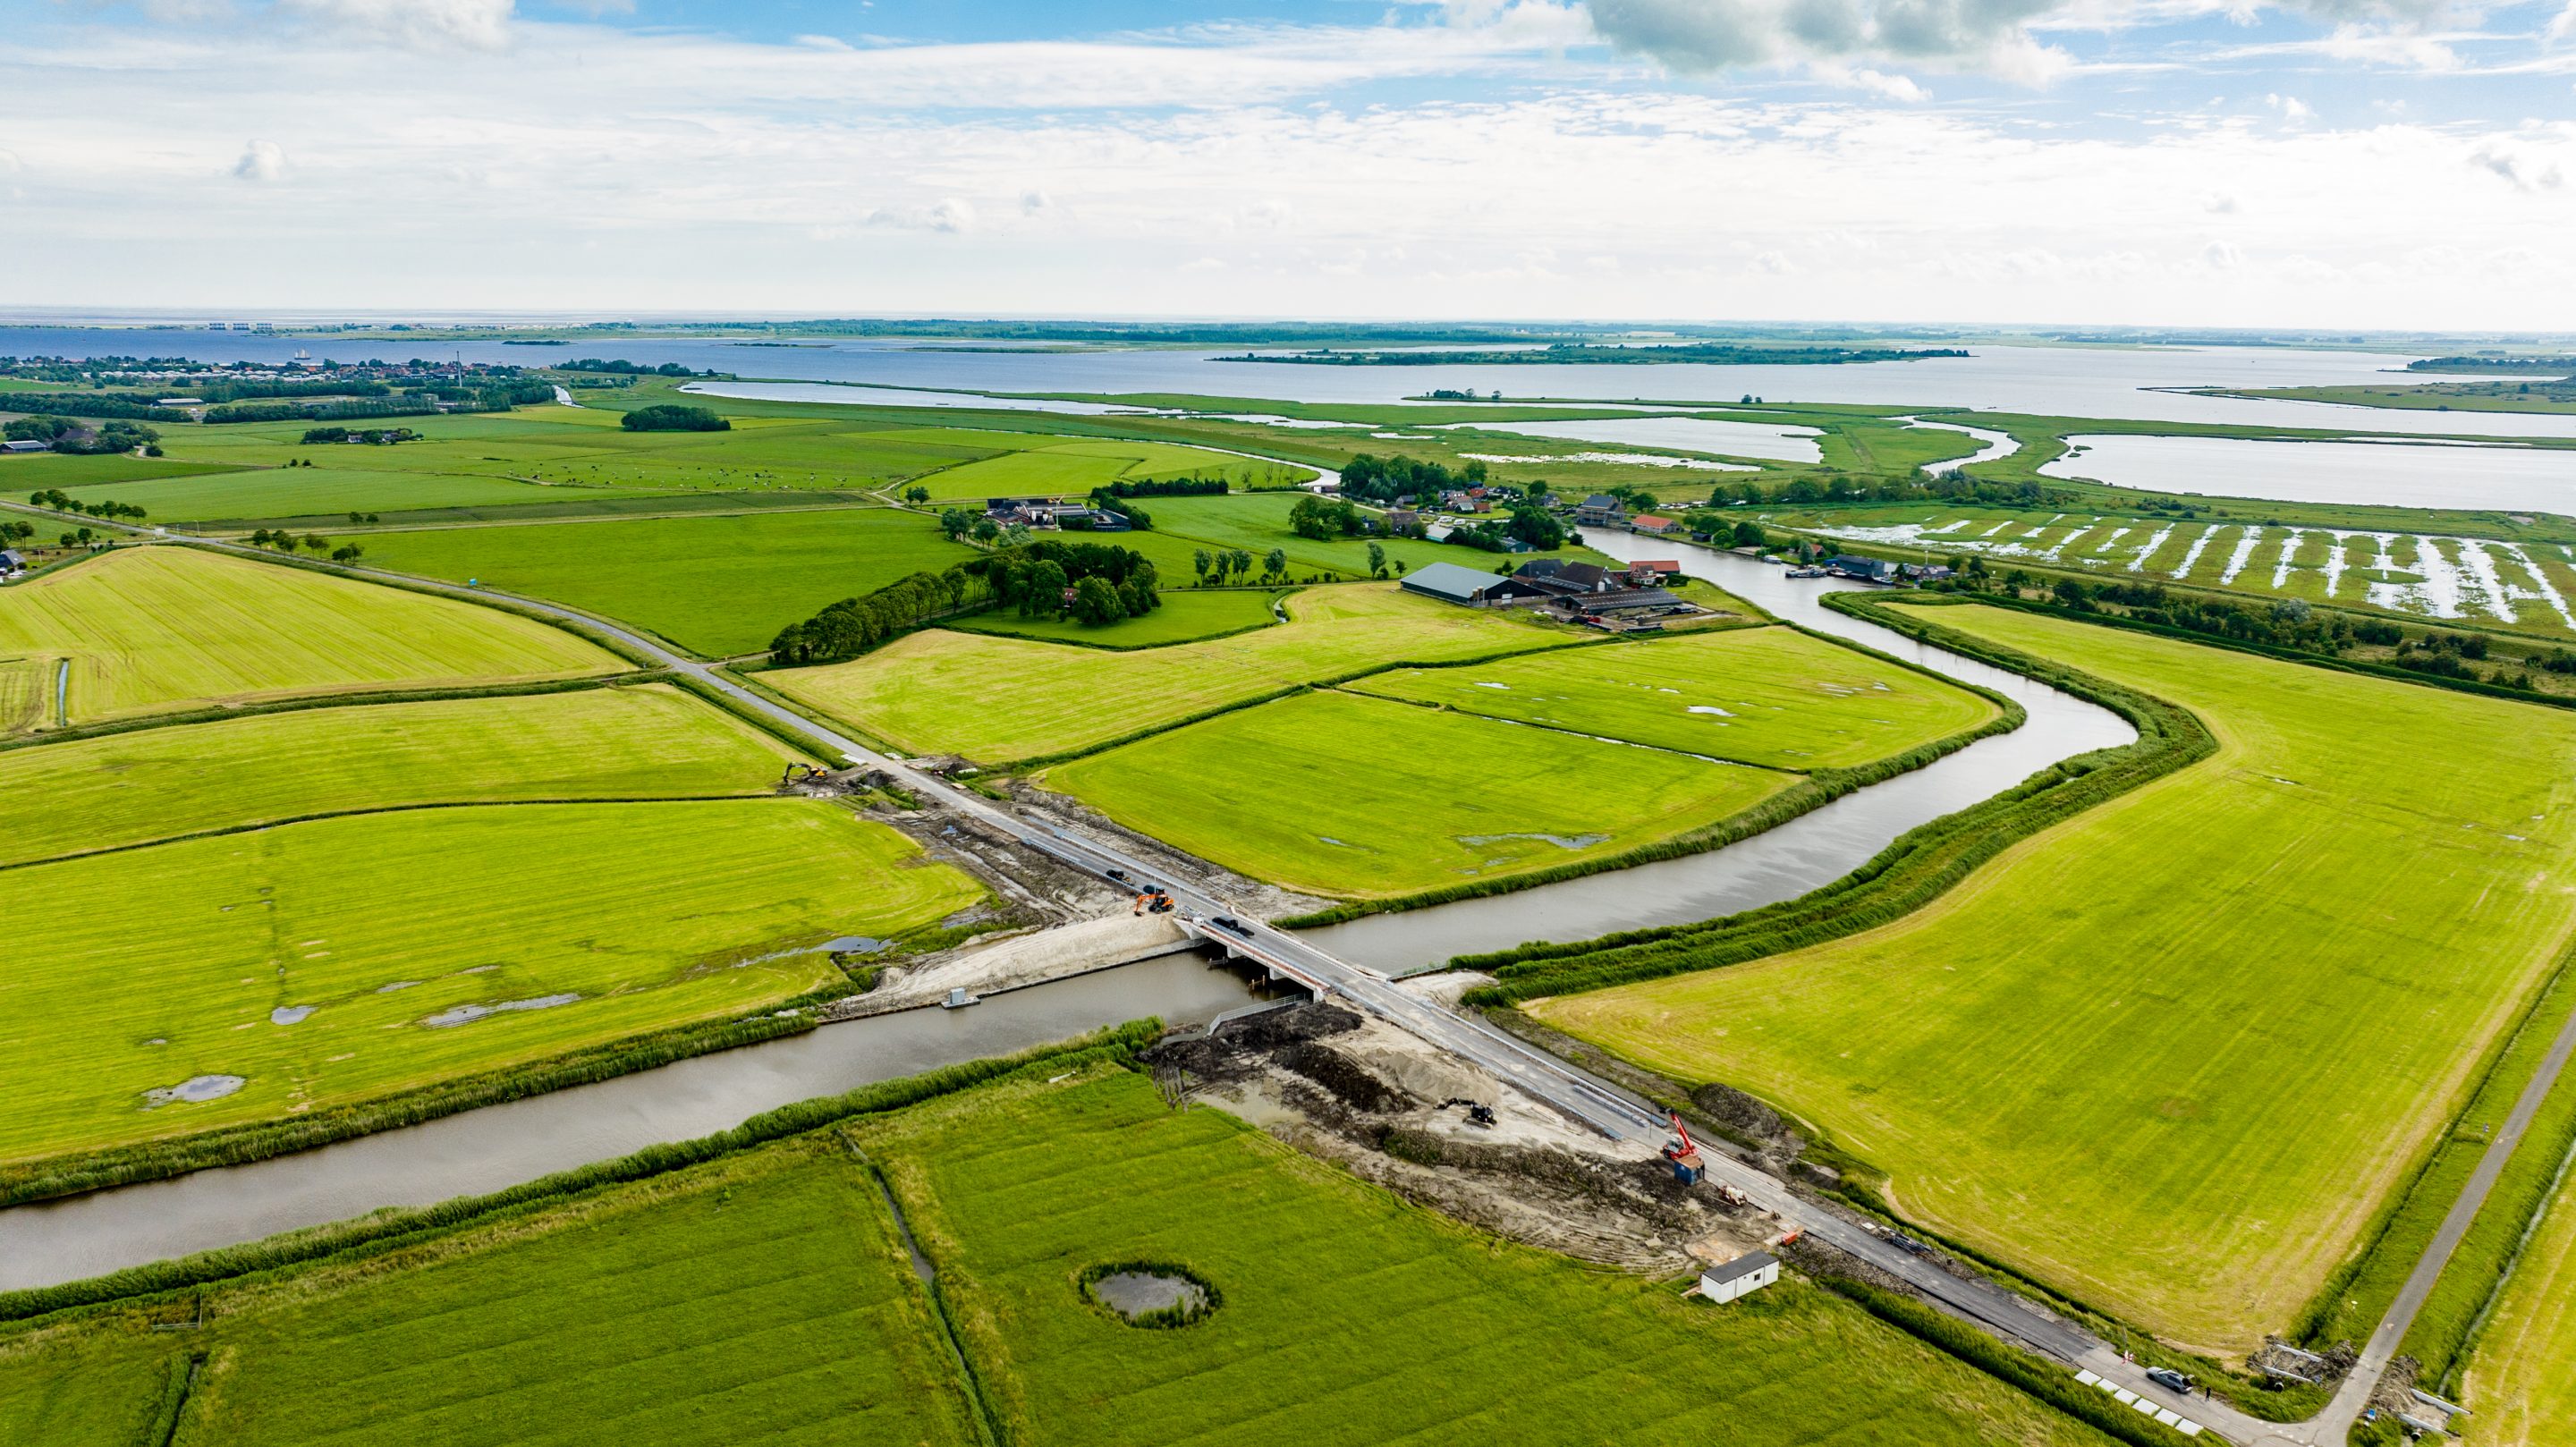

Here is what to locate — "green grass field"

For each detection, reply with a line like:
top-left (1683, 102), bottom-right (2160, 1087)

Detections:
top-left (906, 437), bottom-right (1304, 501)
top-left (354, 508), bottom-right (977, 656)
top-left (0, 683), bottom-right (799, 868)
top-left (945, 587), bottom-right (1284, 647)
top-left (854, 1066), bottom-right (2114, 1446)
top-left (1350, 625), bottom-right (1997, 769)
top-left (1142, 490), bottom-right (1605, 581)
top-left (769, 582), bottom-right (1580, 763)
top-left (0, 1066), bottom-right (2114, 1447)
top-left (0, 1138), bottom-right (971, 1447)
top-left (1535, 605), bottom-right (2576, 1354)
top-left (59, 466), bottom-right (597, 521)
top-left (0, 546), bottom-right (617, 732)
top-left (2461, 1177), bottom-right (2576, 1446)
top-left (1046, 689), bottom-right (1791, 897)
top-left (0, 799), bottom-right (979, 1165)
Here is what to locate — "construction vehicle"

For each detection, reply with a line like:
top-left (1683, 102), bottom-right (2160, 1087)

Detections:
top-left (1661, 1110), bottom-right (1706, 1186)
top-left (1149, 889), bottom-right (1174, 914)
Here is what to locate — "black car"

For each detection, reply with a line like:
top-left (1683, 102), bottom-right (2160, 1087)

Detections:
top-left (2145, 1367), bottom-right (2192, 1394)
top-left (1210, 916), bottom-right (1254, 939)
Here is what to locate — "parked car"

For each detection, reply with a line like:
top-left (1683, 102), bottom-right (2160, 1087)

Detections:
top-left (2146, 1367), bottom-right (2193, 1393)
top-left (1210, 916), bottom-right (1254, 939)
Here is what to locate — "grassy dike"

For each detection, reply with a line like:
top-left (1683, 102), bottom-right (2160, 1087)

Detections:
top-left (1452, 594), bottom-right (2205, 1000)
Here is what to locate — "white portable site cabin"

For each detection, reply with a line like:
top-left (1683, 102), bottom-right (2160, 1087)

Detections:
top-left (1697, 1251), bottom-right (1779, 1305)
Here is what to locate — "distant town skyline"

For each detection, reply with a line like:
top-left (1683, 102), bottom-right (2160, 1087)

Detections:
top-left (2, 0), bottom-right (2572, 327)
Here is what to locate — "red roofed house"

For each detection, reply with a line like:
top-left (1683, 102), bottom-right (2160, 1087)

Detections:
top-left (1631, 513), bottom-right (1682, 537)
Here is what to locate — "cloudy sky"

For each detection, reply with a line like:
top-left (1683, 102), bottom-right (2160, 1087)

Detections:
top-left (1, 0), bottom-right (2572, 326)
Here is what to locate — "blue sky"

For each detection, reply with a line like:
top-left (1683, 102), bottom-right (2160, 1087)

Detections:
top-left (1, 0), bottom-right (2571, 326)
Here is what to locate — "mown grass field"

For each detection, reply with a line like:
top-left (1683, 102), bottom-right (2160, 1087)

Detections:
top-left (1143, 490), bottom-right (1604, 580)
top-left (0, 683), bottom-right (799, 868)
top-left (1047, 690), bottom-right (1791, 897)
top-left (0, 546), bottom-right (617, 732)
top-left (355, 508), bottom-right (976, 656)
top-left (59, 466), bottom-right (597, 521)
top-left (1351, 624), bottom-right (1997, 769)
top-left (1534, 605), bottom-right (2576, 1353)
top-left (903, 436), bottom-right (1304, 501)
top-left (946, 587), bottom-right (1283, 647)
top-left (856, 1066), bottom-right (2116, 1446)
top-left (2461, 1175), bottom-right (2576, 1446)
top-left (0, 799), bottom-right (979, 1165)
top-left (769, 582), bottom-right (1580, 763)
top-left (0, 1139), bottom-right (972, 1447)
top-left (0, 1067), bottom-right (2116, 1447)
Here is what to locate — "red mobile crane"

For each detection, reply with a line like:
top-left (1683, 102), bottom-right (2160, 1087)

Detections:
top-left (1662, 1111), bottom-right (1705, 1186)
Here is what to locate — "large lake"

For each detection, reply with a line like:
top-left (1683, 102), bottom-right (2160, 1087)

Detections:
top-left (2042, 434), bottom-right (2576, 514)
top-left (11, 325), bottom-right (2576, 439)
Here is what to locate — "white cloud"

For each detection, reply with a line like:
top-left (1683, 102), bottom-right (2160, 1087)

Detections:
top-left (0, 148), bottom-right (19, 174)
top-left (231, 139), bottom-right (288, 182)
top-left (867, 198), bottom-right (976, 233)
top-left (273, 0), bottom-right (517, 50)
top-left (2470, 147), bottom-right (2564, 190)
top-left (2266, 92), bottom-right (2313, 122)
top-left (2201, 238), bottom-right (2243, 267)
top-left (2202, 190), bottom-right (2240, 211)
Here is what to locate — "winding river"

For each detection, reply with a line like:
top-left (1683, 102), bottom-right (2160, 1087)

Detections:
top-left (0, 542), bottom-right (2127, 1291)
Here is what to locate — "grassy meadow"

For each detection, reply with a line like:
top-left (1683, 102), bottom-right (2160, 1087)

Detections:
top-left (768, 582), bottom-right (1580, 763)
top-left (58, 466), bottom-right (592, 522)
top-left (0, 1139), bottom-right (972, 1447)
top-left (2460, 1177), bottom-right (2576, 1446)
top-left (1142, 490), bottom-right (1606, 580)
top-left (1046, 690), bottom-right (1792, 897)
top-left (354, 508), bottom-right (977, 655)
top-left (0, 799), bottom-right (979, 1165)
top-left (0, 547), bottom-right (617, 732)
top-left (0, 1066), bottom-right (2119, 1447)
top-left (902, 436), bottom-right (1305, 500)
top-left (946, 587), bottom-right (1284, 647)
top-left (0, 683), bottom-right (799, 868)
top-left (1351, 625), bottom-right (1998, 769)
top-left (1533, 604), bottom-right (2576, 1354)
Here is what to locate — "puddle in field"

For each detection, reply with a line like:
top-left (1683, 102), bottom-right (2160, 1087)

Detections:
top-left (421, 994), bottom-right (581, 1028)
top-left (1089, 1271), bottom-right (1211, 1322)
top-left (144, 1075), bottom-right (244, 1107)
top-left (821, 935), bottom-right (888, 954)
top-left (268, 1007), bottom-right (313, 1026)
top-left (1456, 832), bottom-right (1612, 850)
top-left (375, 981), bottom-right (419, 994)
top-left (1688, 705), bottom-right (1735, 716)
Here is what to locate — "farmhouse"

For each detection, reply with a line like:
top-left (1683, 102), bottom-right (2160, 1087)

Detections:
top-left (1575, 494), bottom-right (1625, 525)
top-left (1697, 1251), bottom-right (1779, 1305)
top-left (1631, 513), bottom-right (1682, 537)
top-left (0, 548), bottom-right (23, 575)
top-left (1399, 561), bottom-right (1512, 606)
top-left (1629, 560), bottom-right (1681, 584)
top-left (1827, 554), bottom-right (1899, 583)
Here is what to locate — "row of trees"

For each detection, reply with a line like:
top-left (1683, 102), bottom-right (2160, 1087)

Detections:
top-left (620, 404), bottom-right (731, 433)
top-left (301, 426), bottom-right (421, 444)
top-left (1192, 547), bottom-right (1292, 585)
top-left (768, 568), bottom-right (984, 664)
top-left (246, 529), bottom-right (364, 563)
top-left (27, 488), bottom-right (146, 520)
top-left (0, 392), bottom-right (190, 423)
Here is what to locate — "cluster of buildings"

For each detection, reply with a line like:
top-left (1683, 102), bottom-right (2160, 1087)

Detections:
top-left (982, 495), bottom-right (1131, 531)
top-left (0, 548), bottom-right (25, 577)
top-left (1400, 556), bottom-right (1702, 630)
top-left (1573, 494), bottom-right (1684, 536)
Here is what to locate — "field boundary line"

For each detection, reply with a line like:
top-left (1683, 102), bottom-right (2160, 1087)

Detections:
top-left (0, 670), bottom-right (670, 756)
top-left (0, 791), bottom-right (794, 876)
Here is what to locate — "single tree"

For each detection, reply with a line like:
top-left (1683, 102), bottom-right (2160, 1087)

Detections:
top-left (1071, 575), bottom-right (1126, 626)
top-left (1262, 548), bottom-right (1287, 583)
top-left (1366, 541), bottom-right (1386, 579)
top-left (904, 485), bottom-right (932, 503)
top-left (1193, 548), bottom-right (1214, 584)
top-left (332, 544), bottom-right (365, 563)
